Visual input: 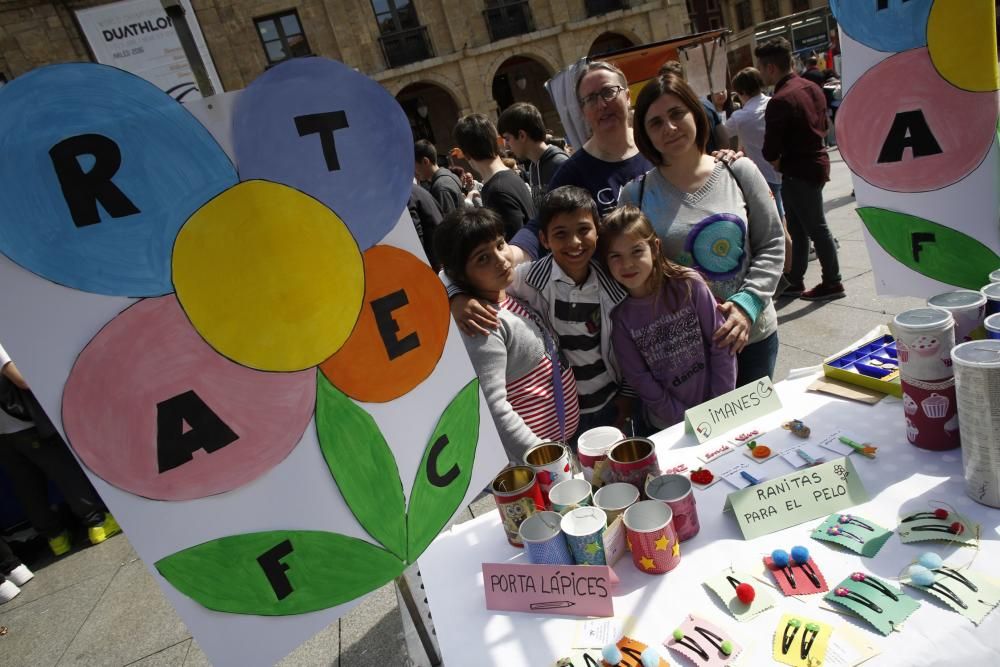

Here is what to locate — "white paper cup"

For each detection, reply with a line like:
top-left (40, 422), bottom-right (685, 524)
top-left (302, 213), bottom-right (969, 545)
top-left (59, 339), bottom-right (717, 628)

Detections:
top-left (594, 482), bottom-right (640, 525)
top-left (927, 290), bottom-right (987, 343)
top-left (547, 478), bottom-right (593, 514)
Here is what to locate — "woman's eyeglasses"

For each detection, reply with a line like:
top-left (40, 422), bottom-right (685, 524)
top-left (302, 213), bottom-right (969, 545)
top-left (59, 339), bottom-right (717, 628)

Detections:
top-left (579, 85), bottom-right (625, 109)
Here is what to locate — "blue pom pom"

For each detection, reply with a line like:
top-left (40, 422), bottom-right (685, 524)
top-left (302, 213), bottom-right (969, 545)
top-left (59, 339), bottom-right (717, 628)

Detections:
top-left (772, 549), bottom-right (790, 567)
top-left (908, 564), bottom-right (936, 586)
top-left (640, 647), bottom-right (660, 667)
top-left (918, 552), bottom-right (943, 570)
top-left (602, 643), bottom-right (622, 665)
top-left (791, 545), bottom-right (810, 564)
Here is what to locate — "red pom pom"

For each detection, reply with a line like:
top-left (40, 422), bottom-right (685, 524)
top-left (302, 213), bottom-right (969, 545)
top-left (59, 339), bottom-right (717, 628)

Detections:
top-left (933, 508), bottom-right (949, 519)
top-left (736, 582), bottom-right (755, 605)
top-left (949, 522), bottom-right (964, 535)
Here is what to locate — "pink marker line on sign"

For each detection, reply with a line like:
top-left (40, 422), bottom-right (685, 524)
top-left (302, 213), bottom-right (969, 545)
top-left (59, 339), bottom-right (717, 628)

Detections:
top-left (482, 563), bottom-right (615, 618)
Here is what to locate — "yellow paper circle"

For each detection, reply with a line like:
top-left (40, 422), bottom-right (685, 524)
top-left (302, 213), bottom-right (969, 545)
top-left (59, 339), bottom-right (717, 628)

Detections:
top-left (927, 1), bottom-right (1000, 92)
top-left (172, 180), bottom-right (364, 371)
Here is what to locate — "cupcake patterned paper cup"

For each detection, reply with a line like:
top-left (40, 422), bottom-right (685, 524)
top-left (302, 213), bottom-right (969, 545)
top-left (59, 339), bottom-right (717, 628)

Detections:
top-left (891, 308), bottom-right (956, 383)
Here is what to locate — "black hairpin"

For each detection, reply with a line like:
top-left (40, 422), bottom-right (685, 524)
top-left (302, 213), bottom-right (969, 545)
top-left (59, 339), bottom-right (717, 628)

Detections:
top-left (910, 522), bottom-right (965, 536)
top-left (928, 581), bottom-right (969, 609)
top-left (827, 525), bottom-right (864, 543)
top-left (621, 646), bottom-right (644, 663)
top-left (800, 623), bottom-right (820, 660)
top-left (835, 587), bottom-right (883, 613)
top-left (583, 654), bottom-right (601, 667)
top-left (725, 575), bottom-right (741, 590)
top-left (838, 514), bottom-right (874, 531)
top-left (671, 629), bottom-right (708, 660)
top-left (850, 572), bottom-right (899, 601)
top-left (771, 550), bottom-right (796, 589)
top-left (901, 508), bottom-right (949, 523)
top-left (936, 567), bottom-right (978, 592)
top-left (781, 619), bottom-right (800, 655)
top-left (694, 625), bottom-right (731, 655)
top-left (791, 547), bottom-right (821, 588)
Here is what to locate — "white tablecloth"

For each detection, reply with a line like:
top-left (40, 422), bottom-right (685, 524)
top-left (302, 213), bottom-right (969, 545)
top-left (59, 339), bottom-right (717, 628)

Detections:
top-left (419, 374), bottom-right (1000, 666)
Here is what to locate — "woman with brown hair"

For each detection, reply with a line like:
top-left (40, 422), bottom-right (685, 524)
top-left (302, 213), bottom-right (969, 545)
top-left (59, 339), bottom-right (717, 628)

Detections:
top-left (620, 73), bottom-right (785, 387)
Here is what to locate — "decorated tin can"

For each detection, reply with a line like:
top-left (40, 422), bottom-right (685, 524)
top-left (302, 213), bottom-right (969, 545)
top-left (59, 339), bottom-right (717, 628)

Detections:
top-left (607, 437), bottom-right (660, 494)
top-left (927, 290), bottom-right (987, 343)
top-left (490, 466), bottom-right (544, 547)
top-left (891, 308), bottom-right (958, 451)
top-left (523, 442), bottom-right (573, 508)
top-left (622, 500), bottom-right (680, 574)
top-left (561, 506), bottom-right (608, 565)
top-left (576, 426), bottom-right (623, 488)
top-left (981, 282), bottom-right (1000, 316)
top-left (645, 474), bottom-right (700, 541)
top-left (519, 511), bottom-right (573, 565)
top-left (952, 341), bottom-right (1000, 508)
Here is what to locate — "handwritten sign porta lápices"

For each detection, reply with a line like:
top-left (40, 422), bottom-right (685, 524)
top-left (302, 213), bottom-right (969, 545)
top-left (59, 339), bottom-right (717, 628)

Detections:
top-left (482, 562), bottom-right (614, 617)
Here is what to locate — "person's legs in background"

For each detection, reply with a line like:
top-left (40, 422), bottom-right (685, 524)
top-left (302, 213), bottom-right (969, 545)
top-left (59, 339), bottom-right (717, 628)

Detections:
top-left (781, 176), bottom-right (844, 300)
top-left (736, 331), bottom-right (780, 388)
top-left (0, 536), bottom-right (33, 604)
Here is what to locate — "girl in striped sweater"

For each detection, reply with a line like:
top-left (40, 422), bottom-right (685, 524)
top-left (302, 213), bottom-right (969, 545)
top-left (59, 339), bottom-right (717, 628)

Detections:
top-left (435, 207), bottom-right (580, 464)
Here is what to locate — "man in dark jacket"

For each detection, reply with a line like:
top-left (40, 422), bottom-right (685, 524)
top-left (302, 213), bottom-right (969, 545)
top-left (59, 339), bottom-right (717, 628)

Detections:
top-left (414, 140), bottom-right (465, 214)
top-left (408, 180), bottom-right (443, 268)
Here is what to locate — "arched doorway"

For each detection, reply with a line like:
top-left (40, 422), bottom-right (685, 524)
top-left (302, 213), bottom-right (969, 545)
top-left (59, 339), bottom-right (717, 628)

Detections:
top-left (588, 32), bottom-right (636, 58)
top-left (491, 55), bottom-right (564, 138)
top-left (395, 82), bottom-right (461, 165)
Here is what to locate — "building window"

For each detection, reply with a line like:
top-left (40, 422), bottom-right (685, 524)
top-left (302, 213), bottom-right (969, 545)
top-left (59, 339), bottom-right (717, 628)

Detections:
top-left (763, 0), bottom-right (780, 20)
top-left (791, 0), bottom-right (810, 12)
top-left (483, 0), bottom-right (535, 42)
top-left (372, 1), bottom-right (434, 68)
top-left (254, 10), bottom-right (311, 66)
top-left (734, 0), bottom-right (753, 31)
top-left (585, 0), bottom-right (628, 17)
top-left (709, 16), bottom-right (722, 29)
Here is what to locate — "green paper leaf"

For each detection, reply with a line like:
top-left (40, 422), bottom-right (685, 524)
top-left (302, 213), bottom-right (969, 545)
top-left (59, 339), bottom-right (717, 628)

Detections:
top-left (858, 207), bottom-right (1000, 290)
top-left (155, 530), bottom-right (405, 615)
top-left (316, 374), bottom-right (406, 560)
top-left (406, 379), bottom-right (480, 562)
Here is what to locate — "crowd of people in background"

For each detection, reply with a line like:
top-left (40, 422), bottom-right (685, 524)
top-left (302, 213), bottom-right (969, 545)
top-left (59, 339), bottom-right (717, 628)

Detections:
top-left (415, 37), bottom-right (845, 464)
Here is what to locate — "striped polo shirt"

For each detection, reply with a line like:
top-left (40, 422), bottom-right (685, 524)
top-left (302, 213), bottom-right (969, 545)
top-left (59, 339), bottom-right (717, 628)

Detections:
top-left (502, 297), bottom-right (581, 441)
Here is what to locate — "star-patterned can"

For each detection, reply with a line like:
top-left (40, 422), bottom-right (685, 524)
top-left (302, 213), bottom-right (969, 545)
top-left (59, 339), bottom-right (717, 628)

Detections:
top-left (490, 466), bottom-right (544, 547)
top-left (524, 442), bottom-right (574, 508)
top-left (560, 506), bottom-right (607, 565)
top-left (622, 500), bottom-right (680, 574)
top-left (645, 474), bottom-right (700, 541)
top-left (519, 511), bottom-right (573, 565)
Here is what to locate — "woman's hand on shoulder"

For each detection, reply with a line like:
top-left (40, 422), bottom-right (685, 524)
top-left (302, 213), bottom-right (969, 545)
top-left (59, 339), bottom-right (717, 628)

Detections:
top-left (710, 149), bottom-right (744, 165)
top-left (451, 294), bottom-right (499, 336)
top-left (712, 301), bottom-right (751, 355)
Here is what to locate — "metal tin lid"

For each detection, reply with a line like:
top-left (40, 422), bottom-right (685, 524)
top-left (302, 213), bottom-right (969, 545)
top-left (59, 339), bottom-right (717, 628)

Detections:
top-left (893, 307), bottom-right (953, 332)
top-left (928, 290), bottom-right (987, 310)
top-left (984, 313), bottom-right (1000, 333)
top-left (981, 282), bottom-right (1000, 300)
top-left (951, 340), bottom-right (1000, 368)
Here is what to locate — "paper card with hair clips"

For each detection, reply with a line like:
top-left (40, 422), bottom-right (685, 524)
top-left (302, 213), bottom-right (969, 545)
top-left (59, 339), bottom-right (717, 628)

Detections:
top-left (772, 614), bottom-right (832, 667)
top-left (823, 572), bottom-right (920, 636)
top-left (556, 637), bottom-right (669, 667)
top-left (763, 547), bottom-right (829, 596)
top-left (704, 568), bottom-right (775, 621)
top-left (901, 554), bottom-right (1000, 625)
top-left (811, 513), bottom-right (892, 557)
top-left (665, 613), bottom-right (742, 667)
top-left (897, 507), bottom-right (980, 545)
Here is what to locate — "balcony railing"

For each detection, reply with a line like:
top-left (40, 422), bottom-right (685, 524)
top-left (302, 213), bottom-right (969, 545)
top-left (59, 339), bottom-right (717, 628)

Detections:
top-left (378, 25), bottom-right (435, 69)
top-left (585, 0), bottom-right (629, 17)
top-left (483, 0), bottom-right (535, 42)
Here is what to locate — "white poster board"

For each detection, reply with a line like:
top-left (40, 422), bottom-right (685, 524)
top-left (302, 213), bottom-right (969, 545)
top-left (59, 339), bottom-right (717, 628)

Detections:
top-left (0, 57), bottom-right (507, 666)
top-left (76, 0), bottom-right (223, 100)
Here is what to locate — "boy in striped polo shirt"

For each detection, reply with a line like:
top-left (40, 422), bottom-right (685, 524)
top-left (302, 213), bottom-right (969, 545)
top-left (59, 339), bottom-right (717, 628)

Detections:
top-left (450, 186), bottom-right (636, 440)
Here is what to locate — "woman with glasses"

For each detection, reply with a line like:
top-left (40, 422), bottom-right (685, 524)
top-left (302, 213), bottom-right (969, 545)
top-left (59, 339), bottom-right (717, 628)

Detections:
top-left (619, 73), bottom-right (785, 387)
top-left (507, 61), bottom-right (653, 262)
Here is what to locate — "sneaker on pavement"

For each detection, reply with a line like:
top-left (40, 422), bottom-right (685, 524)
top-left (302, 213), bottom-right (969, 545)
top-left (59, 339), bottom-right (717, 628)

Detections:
top-left (801, 282), bottom-right (846, 301)
top-left (780, 276), bottom-right (806, 298)
top-left (49, 531), bottom-right (71, 556)
top-left (88, 513), bottom-right (122, 545)
top-left (0, 579), bottom-right (20, 604)
top-left (5, 564), bottom-right (33, 587)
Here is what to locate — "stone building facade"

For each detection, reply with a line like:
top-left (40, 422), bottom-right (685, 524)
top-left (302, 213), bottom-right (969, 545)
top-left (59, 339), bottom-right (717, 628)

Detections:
top-left (1, 0), bottom-right (691, 155)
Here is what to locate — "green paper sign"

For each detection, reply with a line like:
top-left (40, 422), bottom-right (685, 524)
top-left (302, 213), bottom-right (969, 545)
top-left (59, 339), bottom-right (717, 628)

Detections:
top-left (684, 376), bottom-right (782, 443)
top-left (725, 457), bottom-right (868, 540)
